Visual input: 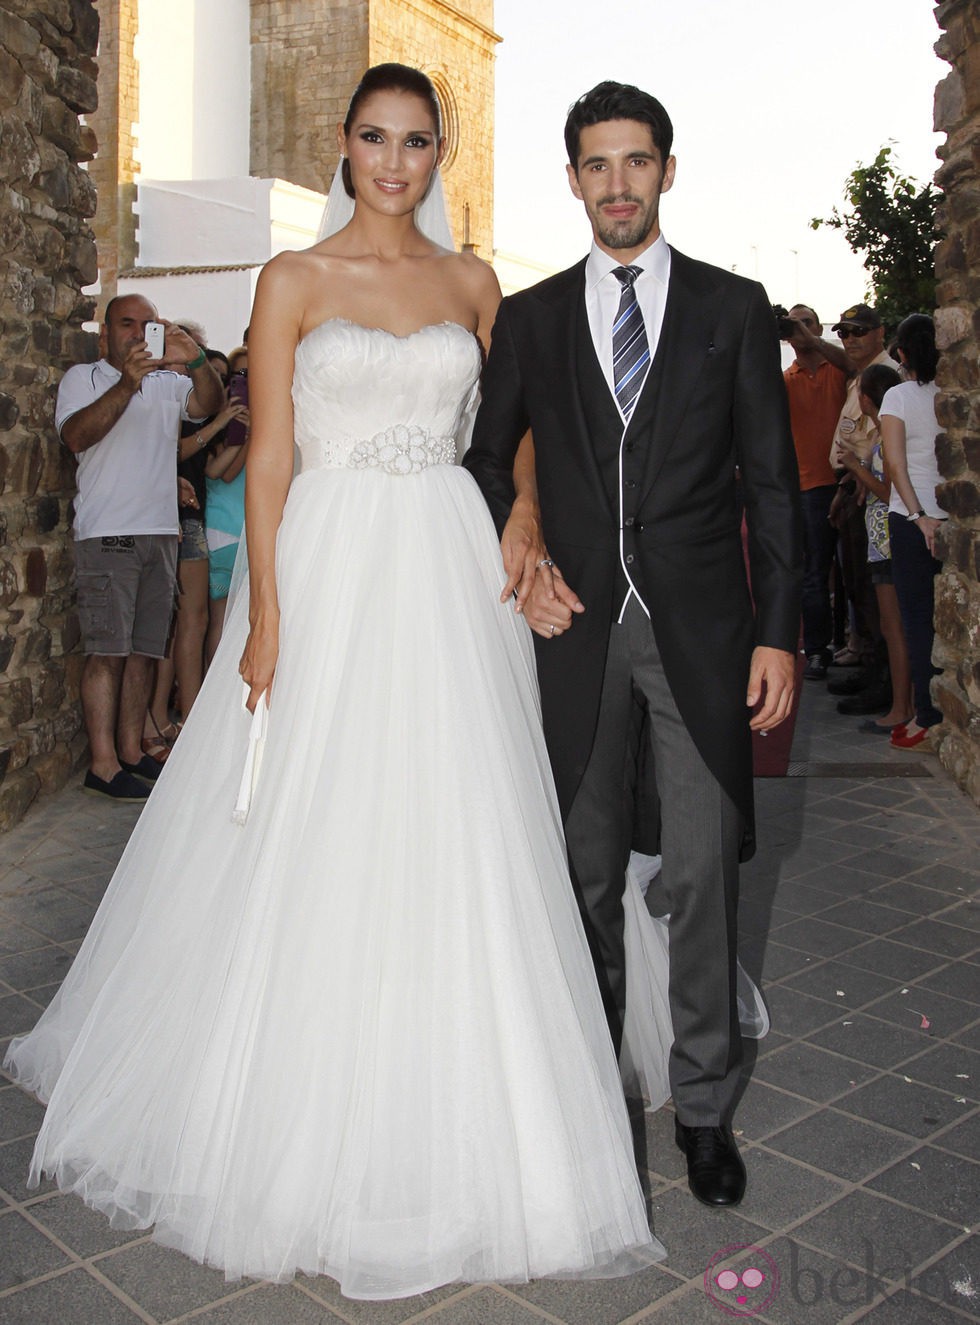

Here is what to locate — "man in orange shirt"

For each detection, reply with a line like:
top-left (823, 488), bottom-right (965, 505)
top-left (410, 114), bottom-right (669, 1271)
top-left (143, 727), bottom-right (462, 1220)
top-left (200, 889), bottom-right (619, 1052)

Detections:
top-left (782, 305), bottom-right (849, 679)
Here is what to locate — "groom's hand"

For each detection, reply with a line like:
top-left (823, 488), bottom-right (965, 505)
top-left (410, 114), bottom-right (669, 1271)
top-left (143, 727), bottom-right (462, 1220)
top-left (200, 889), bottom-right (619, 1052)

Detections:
top-left (747, 646), bottom-right (796, 731)
top-left (523, 565), bottom-right (585, 639)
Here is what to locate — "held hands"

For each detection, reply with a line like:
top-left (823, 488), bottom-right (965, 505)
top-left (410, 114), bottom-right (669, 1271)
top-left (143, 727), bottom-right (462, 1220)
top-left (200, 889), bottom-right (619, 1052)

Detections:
top-left (240, 615), bottom-right (279, 713)
top-left (499, 498), bottom-right (545, 611)
top-left (521, 562), bottom-right (585, 640)
top-left (746, 646), bottom-right (796, 732)
top-left (497, 498), bottom-right (584, 635)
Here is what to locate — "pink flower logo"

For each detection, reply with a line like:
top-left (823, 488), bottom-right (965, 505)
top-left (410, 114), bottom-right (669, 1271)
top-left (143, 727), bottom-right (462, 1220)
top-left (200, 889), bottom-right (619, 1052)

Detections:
top-left (704, 1244), bottom-right (780, 1316)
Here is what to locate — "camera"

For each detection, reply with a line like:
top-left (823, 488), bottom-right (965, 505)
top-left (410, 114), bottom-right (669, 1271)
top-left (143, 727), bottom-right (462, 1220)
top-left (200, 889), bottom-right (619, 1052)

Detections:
top-left (771, 305), bottom-right (797, 340)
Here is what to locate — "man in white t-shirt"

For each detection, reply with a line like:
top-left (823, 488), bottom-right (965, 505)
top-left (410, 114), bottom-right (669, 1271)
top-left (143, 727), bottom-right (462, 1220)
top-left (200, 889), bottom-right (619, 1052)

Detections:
top-left (58, 294), bottom-right (223, 800)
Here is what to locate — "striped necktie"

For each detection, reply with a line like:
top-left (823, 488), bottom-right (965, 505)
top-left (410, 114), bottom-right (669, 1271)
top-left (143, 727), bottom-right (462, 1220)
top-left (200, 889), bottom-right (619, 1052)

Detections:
top-left (611, 265), bottom-right (650, 418)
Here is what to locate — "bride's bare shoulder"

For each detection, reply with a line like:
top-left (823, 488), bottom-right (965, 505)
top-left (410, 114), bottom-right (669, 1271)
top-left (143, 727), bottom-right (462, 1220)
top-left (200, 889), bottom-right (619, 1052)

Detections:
top-left (253, 248), bottom-right (343, 342)
top-left (256, 246), bottom-right (346, 307)
top-left (261, 246), bottom-right (339, 281)
top-left (442, 250), bottom-right (501, 300)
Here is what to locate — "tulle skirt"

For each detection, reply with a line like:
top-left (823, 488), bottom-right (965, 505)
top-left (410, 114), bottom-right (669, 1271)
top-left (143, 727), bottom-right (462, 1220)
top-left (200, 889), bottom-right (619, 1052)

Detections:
top-left (5, 464), bottom-right (665, 1297)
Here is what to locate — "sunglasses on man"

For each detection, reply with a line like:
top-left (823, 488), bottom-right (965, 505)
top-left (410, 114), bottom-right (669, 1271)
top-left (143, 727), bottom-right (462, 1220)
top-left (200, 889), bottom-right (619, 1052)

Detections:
top-left (838, 326), bottom-right (872, 340)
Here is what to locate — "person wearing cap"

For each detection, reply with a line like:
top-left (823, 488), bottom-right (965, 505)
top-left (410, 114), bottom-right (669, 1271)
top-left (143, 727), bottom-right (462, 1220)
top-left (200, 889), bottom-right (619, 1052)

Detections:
top-left (826, 305), bottom-right (900, 716)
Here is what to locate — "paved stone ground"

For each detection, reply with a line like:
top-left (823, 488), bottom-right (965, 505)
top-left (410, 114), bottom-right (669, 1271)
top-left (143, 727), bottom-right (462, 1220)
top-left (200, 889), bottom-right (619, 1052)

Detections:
top-left (0, 679), bottom-right (977, 1324)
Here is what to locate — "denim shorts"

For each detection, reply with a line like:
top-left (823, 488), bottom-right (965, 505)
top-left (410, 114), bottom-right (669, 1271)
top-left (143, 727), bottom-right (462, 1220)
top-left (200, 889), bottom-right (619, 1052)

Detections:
top-left (74, 534), bottom-right (178, 657)
top-left (179, 516), bottom-right (208, 563)
top-left (870, 558), bottom-right (894, 586)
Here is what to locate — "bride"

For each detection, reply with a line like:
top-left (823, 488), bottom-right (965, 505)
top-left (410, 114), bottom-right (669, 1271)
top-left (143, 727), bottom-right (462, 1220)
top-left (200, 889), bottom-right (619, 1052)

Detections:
top-left (4, 64), bottom-right (668, 1297)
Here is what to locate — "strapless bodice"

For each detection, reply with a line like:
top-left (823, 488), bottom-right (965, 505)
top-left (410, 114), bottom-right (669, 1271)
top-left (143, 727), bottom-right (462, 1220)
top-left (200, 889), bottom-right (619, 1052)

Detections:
top-left (291, 319), bottom-right (482, 474)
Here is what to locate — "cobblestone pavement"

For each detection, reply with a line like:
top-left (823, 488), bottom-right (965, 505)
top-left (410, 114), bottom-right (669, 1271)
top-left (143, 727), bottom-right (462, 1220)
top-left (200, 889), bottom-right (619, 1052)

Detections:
top-left (1, 681), bottom-right (977, 1324)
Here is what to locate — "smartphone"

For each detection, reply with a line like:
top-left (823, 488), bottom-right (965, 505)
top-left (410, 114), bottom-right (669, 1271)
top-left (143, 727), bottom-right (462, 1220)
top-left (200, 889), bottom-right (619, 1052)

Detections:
top-left (225, 371), bottom-right (249, 446)
top-left (145, 321), bottom-right (166, 360)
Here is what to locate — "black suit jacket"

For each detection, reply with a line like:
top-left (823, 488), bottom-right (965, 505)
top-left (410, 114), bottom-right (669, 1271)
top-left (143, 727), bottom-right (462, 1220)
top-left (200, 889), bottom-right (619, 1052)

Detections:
top-left (464, 248), bottom-right (801, 857)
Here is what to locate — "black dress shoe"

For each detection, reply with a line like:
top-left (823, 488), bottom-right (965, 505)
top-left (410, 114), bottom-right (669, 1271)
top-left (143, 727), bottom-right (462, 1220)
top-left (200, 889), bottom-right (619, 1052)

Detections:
top-left (675, 1120), bottom-right (746, 1207)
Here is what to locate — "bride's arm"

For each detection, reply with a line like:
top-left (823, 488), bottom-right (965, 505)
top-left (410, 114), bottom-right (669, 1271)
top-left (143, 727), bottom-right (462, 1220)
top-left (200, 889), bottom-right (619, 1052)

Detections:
top-left (500, 432), bottom-right (547, 609)
top-left (467, 261), bottom-right (547, 609)
top-left (239, 256), bottom-right (304, 711)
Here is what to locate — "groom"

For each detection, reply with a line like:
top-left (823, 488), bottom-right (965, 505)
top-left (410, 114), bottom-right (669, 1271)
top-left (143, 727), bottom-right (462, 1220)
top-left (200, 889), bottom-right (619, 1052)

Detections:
top-left (465, 82), bottom-right (800, 1207)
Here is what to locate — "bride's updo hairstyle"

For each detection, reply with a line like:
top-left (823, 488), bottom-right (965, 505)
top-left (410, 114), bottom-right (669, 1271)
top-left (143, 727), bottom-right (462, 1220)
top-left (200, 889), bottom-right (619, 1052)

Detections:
top-left (341, 64), bottom-right (442, 199)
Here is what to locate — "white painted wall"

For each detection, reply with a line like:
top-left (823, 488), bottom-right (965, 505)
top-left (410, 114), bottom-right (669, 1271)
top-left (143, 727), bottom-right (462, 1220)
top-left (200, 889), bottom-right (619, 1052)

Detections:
top-left (136, 0), bottom-right (250, 180)
top-left (138, 178), bottom-right (272, 267)
top-left (137, 177), bottom-right (325, 267)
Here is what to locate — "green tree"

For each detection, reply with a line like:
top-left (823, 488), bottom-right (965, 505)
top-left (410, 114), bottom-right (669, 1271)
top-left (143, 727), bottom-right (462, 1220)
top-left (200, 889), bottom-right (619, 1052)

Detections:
top-left (811, 146), bottom-right (939, 333)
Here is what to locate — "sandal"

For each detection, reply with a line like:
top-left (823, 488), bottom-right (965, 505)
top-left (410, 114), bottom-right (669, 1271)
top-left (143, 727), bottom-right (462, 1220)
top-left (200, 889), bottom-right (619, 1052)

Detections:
top-left (141, 735), bottom-right (170, 765)
top-left (149, 714), bottom-right (182, 746)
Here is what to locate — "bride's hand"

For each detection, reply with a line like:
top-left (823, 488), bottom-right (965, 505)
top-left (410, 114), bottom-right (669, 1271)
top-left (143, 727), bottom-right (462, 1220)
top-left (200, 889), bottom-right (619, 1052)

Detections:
top-left (240, 615), bottom-right (279, 713)
top-left (499, 496), bottom-right (548, 613)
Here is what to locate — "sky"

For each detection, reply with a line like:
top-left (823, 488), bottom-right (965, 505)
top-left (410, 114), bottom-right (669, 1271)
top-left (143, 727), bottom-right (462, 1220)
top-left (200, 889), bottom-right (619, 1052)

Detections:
top-left (492, 0), bottom-right (946, 321)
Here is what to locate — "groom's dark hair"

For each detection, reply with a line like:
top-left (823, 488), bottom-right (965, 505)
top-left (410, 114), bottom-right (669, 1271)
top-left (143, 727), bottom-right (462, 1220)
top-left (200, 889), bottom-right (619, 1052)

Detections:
top-left (564, 82), bottom-right (673, 171)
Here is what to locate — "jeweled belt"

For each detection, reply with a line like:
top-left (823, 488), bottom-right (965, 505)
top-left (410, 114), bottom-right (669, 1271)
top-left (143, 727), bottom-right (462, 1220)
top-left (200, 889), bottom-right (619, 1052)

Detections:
top-left (347, 424), bottom-right (456, 475)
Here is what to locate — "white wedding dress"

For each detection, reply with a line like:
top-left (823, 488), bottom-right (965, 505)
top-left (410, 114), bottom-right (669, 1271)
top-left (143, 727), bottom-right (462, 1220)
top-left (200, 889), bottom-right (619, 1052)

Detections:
top-left (6, 320), bottom-right (672, 1298)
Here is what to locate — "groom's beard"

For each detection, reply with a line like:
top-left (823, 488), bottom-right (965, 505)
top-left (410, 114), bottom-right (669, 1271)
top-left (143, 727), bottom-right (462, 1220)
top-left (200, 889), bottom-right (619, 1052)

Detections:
top-left (592, 193), bottom-right (659, 251)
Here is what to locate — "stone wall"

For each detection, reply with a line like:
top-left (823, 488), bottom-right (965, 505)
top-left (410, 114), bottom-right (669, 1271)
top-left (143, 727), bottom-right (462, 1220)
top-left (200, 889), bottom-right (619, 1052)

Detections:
top-left (932, 0), bottom-right (980, 804)
top-left (0, 0), bottom-right (99, 829)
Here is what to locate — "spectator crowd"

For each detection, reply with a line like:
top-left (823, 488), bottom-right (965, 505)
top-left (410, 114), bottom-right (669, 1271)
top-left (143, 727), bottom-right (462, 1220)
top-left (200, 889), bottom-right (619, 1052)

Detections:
top-left (782, 299), bottom-right (945, 752)
top-left (57, 295), bottom-right (251, 801)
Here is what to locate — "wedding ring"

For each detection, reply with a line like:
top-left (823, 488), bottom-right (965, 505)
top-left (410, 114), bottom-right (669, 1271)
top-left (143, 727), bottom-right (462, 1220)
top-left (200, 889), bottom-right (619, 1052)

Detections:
top-left (549, 624), bottom-right (555, 636)
top-left (537, 558), bottom-right (554, 568)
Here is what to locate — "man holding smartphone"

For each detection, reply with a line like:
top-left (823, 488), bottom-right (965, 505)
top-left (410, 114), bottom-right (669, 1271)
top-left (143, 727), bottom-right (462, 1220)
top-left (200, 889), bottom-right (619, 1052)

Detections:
top-left (57, 293), bottom-right (223, 800)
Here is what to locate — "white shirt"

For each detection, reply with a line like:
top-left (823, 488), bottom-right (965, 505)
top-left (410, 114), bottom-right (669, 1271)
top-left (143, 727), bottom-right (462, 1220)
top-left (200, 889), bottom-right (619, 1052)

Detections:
top-left (56, 360), bottom-right (197, 540)
top-left (880, 380), bottom-right (943, 519)
top-left (584, 233), bottom-right (671, 620)
top-left (585, 232), bottom-right (671, 407)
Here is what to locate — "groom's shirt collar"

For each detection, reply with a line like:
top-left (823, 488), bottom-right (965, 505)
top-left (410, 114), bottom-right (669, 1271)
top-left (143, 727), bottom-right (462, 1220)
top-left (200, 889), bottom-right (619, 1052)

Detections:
top-left (584, 231), bottom-right (671, 295)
